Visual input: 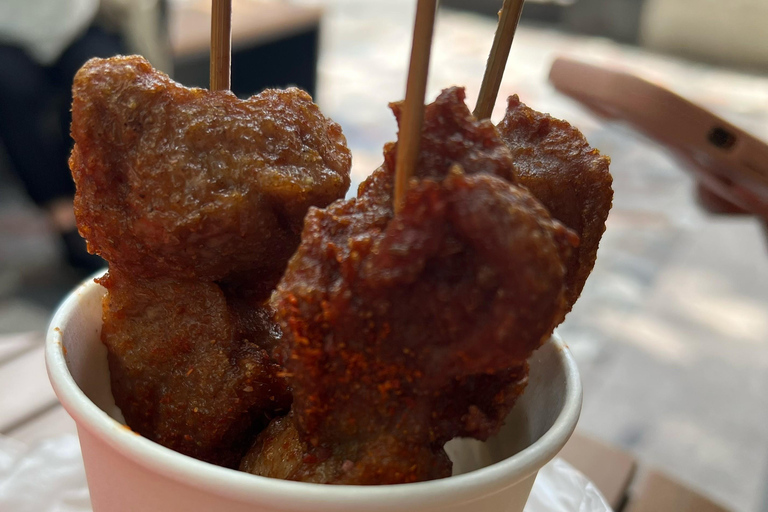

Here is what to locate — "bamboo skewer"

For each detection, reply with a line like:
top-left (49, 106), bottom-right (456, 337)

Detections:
top-left (393, 0), bottom-right (439, 214)
top-left (473, 0), bottom-right (525, 119)
top-left (210, 0), bottom-right (233, 91)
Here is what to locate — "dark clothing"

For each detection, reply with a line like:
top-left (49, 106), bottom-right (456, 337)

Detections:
top-left (0, 26), bottom-right (124, 206)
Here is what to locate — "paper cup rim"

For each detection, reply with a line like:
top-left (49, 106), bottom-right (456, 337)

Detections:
top-left (46, 276), bottom-right (582, 510)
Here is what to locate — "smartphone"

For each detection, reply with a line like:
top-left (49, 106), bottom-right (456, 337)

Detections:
top-left (549, 57), bottom-right (768, 217)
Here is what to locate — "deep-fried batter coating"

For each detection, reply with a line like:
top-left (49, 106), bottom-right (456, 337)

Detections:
top-left (497, 95), bottom-right (613, 312)
top-left (71, 55), bottom-right (351, 286)
top-left (432, 365), bottom-right (529, 441)
top-left (242, 170), bottom-right (576, 484)
top-left (69, 55), bottom-right (353, 470)
top-left (240, 367), bottom-right (529, 480)
top-left (356, 88), bottom-right (569, 440)
top-left (227, 293), bottom-right (284, 356)
top-left (99, 269), bottom-right (291, 468)
top-left (358, 87), bottom-right (516, 206)
top-left (240, 88), bottom-right (577, 484)
top-left (241, 411), bottom-right (453, 484)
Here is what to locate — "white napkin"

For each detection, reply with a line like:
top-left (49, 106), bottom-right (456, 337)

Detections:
top-left (0, 435), bottom-right (612, 512)
top-left (526, 458), bottom-right (613, 512)
top-left (0, 436), bottom-right (90, 512)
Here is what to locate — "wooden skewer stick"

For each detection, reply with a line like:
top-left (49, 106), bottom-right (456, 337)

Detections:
top-left (210, 0), bottom-right (233, 91)
top-left (393, 0), bottom-right (438, 214)
top-left (473, 0), bottom-right (525, 119)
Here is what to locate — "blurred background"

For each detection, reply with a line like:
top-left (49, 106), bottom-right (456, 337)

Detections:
top-left (1, 0), bottom-right (767, 511)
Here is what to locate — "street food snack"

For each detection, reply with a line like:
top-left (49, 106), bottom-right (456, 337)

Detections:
top-left (498, 95), bottom-right (613, 313)
top-left (240, 88), bottom-right (581, 483)
top-left (70, 55), bottom-right (352, 467)
top-left (71, 56), bottom-right (351, 291)
top-left (70, 59), bottom-right (611, 483)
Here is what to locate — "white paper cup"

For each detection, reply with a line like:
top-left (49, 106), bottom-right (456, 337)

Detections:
top-left (46, 277), bottom-right (582, 512)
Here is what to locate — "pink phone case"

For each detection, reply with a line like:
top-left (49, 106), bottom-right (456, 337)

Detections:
top-left (549, 57), bottom-right (768, 217)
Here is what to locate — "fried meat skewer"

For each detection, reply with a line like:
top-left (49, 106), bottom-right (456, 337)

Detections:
top-left (70, 55), bottom-right (352, 467)
top-left (497, 95), bottom-right (613, 313)
top-left (71, 55), bottom-right (351, 291)
top-left (241, 88), bottom-right (578, 484)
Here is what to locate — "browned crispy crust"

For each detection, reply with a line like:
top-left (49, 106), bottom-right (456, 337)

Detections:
top-left (358, 86), bottom-right (516, 206)
top-left (240, 411), bottom-right (453, 484)
top-left (71, 57), bottom-right (612, 481)
top-left (245, 172), bottom-right (573, 484)
top-left (69, 56), bottom-right (353, 468)
top-left (71, 55), bottom-right (351, 288)
top-left (99, 269), bottom-right (291, 468)
top-left (241, 88), bottom-right (577, 484)
top-left (497, 95), bottom-right (613, 313)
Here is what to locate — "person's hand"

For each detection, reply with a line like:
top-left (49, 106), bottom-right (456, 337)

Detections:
top-left (695, 183), bottom-right (750, 215)
top-left (694, 181), bottom-right (768, 239)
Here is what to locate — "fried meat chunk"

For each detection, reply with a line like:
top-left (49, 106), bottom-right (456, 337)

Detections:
top-left (358, 87), bottom-right (516, 207)
top-left (71, 55), bottom-right (351, 286)
top-left (70, 56), bottom-right (352, 467)
top-left (99, 269), bottom-right (291, 468)
top-left (358, 88), bottom-right (592, 441)
top-left (497, 95), bottom-right (613, 312)
top-left (242, 168), bottom-right (575, 484)
top-left (239, 88), bottom-right (577, 484)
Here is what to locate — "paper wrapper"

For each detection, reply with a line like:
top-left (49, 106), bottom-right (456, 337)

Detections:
top-left (0, 435), bottom-right (611, 512)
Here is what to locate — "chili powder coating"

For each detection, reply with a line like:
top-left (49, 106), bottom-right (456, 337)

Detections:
top-left (241, 89), bottom-right (578, 484)
top-left (498, 95), bottom-right (613, 314)
top-left (70, 55), bottom-right (351, 289)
